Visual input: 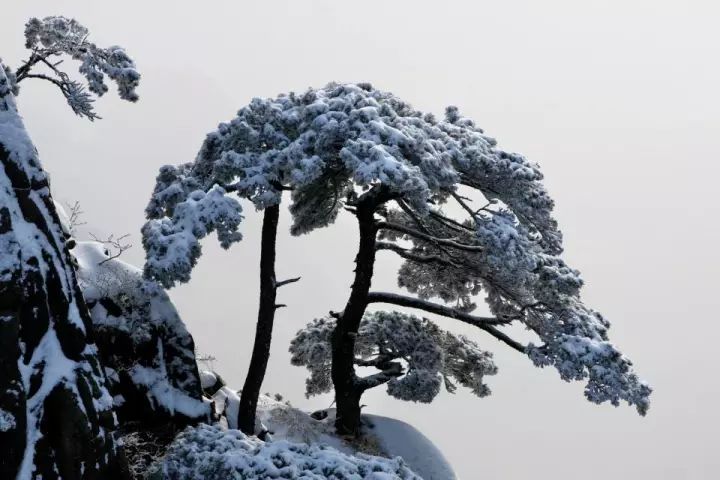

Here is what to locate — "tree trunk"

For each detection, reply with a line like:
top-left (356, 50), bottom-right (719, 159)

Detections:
top-left (238, 204), bottom-right (280, 435)
top-left (0, 65), bottom-right (128, 479)
top-left (331, 187), bottom-right (394, 436)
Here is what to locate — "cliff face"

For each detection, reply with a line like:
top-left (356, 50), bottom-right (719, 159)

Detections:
top-left (0, 62), bottom-right (129, 480)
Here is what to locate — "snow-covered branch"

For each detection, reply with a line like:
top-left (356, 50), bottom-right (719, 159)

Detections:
top-left (375, 241), bottom-right (457, 267)
top-left (377, 221), bottom-right (484, 252)
top-left (365, 291), bottom-right (525, 353)
top-left (14, 16), bottom-right (140, 120)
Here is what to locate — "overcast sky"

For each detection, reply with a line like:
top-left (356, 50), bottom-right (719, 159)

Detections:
top-left (3, 1), bottom-right (719, 478)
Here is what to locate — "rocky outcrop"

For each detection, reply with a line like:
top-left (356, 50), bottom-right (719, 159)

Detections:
top-left (71, 241), bottom-right (211, 426)
top-left (0, 61), bottom-right (129, 480)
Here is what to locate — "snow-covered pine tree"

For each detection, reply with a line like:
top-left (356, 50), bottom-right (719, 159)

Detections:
top-left (0, 17), bottom-right (140, 479)
top-left (142, 103), bottom-right (298, 434)
top-left (143, 83), bottom-right (651, 437)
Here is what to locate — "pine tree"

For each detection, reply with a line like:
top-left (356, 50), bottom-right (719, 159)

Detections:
top-left (144, 83), bottom-right (651, 437)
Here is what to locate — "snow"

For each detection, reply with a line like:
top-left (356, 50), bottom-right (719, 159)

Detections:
top-left (72, 240), bottom-right (210, 421)
top-left (1, 62), bottom-right (120, 479)
top-left (17, 329), bottom-right (85, 479)
top-left (200, 376), bottom-right (454, 479)
top-left (365, 415), bottom-right (456, 480)
top-left (157, 423), bottom-right (421, 480)
top-left (211, 386), bottom-right (241, 430)
top-left (200, 370), bottom-right (218, 390)
top-left (130, 362), bottom-right (211, 419)
top-left (0, 408), bottom-right (16, 432)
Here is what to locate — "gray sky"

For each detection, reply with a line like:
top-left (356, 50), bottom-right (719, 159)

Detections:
top-left (3, 1), bottom-right (719, 478)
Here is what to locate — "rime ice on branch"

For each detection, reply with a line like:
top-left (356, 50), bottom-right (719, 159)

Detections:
top-left (143, 82), bottom-right (651, 436)
top-left (15, 16), bottom-right (140, 120)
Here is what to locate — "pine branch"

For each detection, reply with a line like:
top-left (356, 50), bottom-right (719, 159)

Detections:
top-left (355, 362), bottom-right (404, 391)
top-left (377, 221), bottom-right (484, 252)
top-left (375, 241), bottom-right (457, 268)
top-left (365, 291), bottom-right (526, 353)
top-left (427, 209), bottom-right (475, 233)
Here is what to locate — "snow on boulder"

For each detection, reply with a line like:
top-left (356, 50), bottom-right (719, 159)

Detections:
top-left (72, 241), bottom-right (210, 424)
top-left (153, 423), bottom-right (421, 480)
top-left (365, 415), bottom-right (456, 480)
top-left (196, 377), bottom-right (455, 479)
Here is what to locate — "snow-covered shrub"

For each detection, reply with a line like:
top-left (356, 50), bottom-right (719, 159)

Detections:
top-left (155, 424), bottom-right (421, 480)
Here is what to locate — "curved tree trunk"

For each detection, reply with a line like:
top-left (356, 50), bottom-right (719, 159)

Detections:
top-left (0, 65), bottom-right (128, 480)
top-left (331, 186), bottom-right (395, 436)
top-left (238, 204), bottom-right (280, 435)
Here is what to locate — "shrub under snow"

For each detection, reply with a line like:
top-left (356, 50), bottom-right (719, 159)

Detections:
top-left (155, 424), bottom-right (421, 480)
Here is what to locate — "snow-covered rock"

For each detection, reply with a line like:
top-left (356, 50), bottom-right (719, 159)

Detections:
top-left (0, 61), bottom-right (126, 480)
top-left (365, 415), bottom-right (456, 480)
top-left (198, 372), bottom-right (455, 479)
top-left (72, 241), bottom-right (210, 425)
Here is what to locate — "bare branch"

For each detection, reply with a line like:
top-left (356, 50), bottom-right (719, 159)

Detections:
top-left (89, 232), bottom-right (132, 265)
top-left (366, 291), bottom-right (510, 326)
top-left (64, 200), bottom-right (86, 235)
top-left (276, 276), bottom-right (301, 288)
top-left (395, 199), bottom-right (432, 236)
top-left (15, 52), bottom-right (45, 81)
top-left (451, 190), bottom-right (479, 218)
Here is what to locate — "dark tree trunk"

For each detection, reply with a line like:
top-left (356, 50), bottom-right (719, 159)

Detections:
top-left (0, 66), bottom-right (129, 479)
top-left (331, 187), bottom-right (394, 436)
top-left (238, 204), bottom-right (280, 435)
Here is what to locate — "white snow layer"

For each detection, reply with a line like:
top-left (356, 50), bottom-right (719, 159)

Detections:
top-left (199, 376), bottom-right (455, 480)
top-left (158, 423), bottom-right (421, 480)
top-left (365, 415), bottom-right (456, 480)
